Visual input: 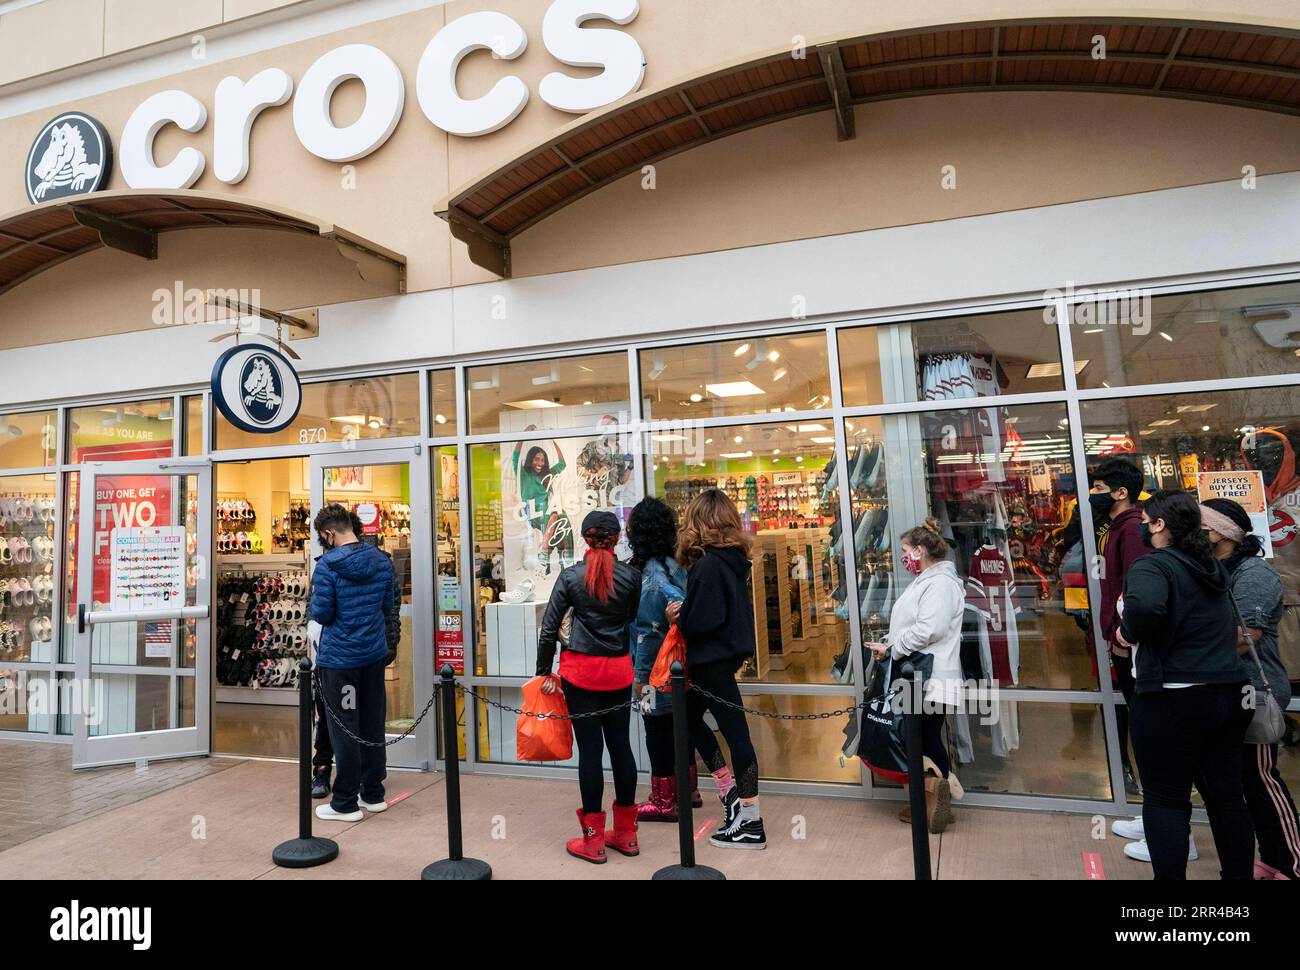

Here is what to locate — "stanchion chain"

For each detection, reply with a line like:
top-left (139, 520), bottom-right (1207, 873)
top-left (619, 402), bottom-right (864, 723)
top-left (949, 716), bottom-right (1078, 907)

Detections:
top-left (313, 670), bottom-right (437, 748)
top-left (459, 683), bottom-right (637, 720)
top-left (685, 682), bottom-right (866, 720)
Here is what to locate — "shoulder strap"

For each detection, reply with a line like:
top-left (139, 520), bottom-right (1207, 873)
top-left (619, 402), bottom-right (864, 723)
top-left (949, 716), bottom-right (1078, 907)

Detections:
top-left (1226, 591), bottom-right (1274, 697)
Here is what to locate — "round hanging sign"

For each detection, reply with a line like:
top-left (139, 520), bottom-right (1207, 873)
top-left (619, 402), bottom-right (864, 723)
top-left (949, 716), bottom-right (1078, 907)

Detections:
top-left (211, 345), bottom-right (302, 434)
top-left (26, 112), bottom-right (112, 204)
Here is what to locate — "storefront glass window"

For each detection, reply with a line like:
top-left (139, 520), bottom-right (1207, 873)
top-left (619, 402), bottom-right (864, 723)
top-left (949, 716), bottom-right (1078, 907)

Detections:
top-left (0, 410), bottom-right (57, 470)
top-left (0, 473), bottom-right (58, 666)
top-left (467, 352), bottom-right (629, 436)
top-left (648, 421), bottom-right (847, 685)
top-left (846, 402), bottom-right (1095, 691)
top-left (838, 308), bottom-right (1064, 407)
top-left (432, 444), bottom-right (465, 759)
top-left (67, 399), bottom-right (174, 463)
top-left (640, 332), bottom-right (832, 422)
top-left (1081, 385), bottom-right (1300, 687)
top-left (214, 373), bottom-right (421, 450)
top-left (430, 369), bottom-right (458, 438)
top-left (1069, 280), bottom-right (1300, 390)
top-left (0, 671), bottom-right (51, 733)
top-left (468, 431), bottom-right (642, 681)
top-left (182, 395), bottom-right (203, 456)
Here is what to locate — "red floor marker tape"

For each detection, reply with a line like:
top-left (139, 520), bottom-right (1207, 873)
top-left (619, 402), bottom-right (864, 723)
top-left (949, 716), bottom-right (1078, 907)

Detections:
top-left (694, 819), bottom-right (716, 842)
top-left (1082, 851), bottom-right (1106, 880)
top-left (385, 790), bottom-right (413, 808)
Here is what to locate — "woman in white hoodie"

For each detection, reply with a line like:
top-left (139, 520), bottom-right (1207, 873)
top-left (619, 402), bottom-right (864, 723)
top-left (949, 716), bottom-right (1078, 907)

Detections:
top-left (868, 517), bottom-right (965, 832)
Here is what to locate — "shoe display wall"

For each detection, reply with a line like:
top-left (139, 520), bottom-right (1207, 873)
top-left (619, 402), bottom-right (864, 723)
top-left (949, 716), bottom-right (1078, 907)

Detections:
top-left (0, 489), bottom-right (56, 663)
top-left (215, 568), bottom-right (311, 692)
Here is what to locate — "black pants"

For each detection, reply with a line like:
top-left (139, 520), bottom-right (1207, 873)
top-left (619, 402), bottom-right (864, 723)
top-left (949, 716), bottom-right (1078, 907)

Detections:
top-left (561, 680), bottom-right (637, 814)
top-left (1112, 650), bottom-right (1136, 777)
top-left (643, 709), bottom-right (723, 777)
top-left (318, 659), bottom-right (388, 813)
top-left (922, 710), bottom-right (950, 778)
top-left (1129, 684), bottom-right (1254, 880)
top-left (686, 659), bottom-right (759, 799)
top-left (312, 689), bottom-right (332, 772)
top-left (1242, 742), bottom-right (1300, 879)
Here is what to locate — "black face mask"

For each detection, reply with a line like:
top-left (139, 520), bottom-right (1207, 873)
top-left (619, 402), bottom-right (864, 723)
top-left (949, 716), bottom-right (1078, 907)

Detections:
top-left (1140, 522), bottom-right (1154, 548)
top-left (1089, 492), bottom-right (1117, 519)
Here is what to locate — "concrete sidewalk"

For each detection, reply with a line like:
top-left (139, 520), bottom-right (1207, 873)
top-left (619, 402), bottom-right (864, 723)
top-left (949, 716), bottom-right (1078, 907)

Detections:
top-left (0, 757), bottom-right (1222, 879)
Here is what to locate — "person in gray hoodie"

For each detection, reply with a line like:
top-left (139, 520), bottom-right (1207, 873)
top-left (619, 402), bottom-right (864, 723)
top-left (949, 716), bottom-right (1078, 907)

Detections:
top-left (1202, 497), bottom-right (1298, 880)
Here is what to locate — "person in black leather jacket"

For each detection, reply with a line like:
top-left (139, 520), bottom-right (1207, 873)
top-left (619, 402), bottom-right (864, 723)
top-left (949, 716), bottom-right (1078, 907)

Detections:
top-left (536, 510), bottom-right (642, 864)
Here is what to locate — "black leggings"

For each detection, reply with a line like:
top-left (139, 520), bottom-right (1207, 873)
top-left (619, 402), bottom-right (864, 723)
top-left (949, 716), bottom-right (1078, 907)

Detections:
top-left (643, 709), bottom-right (724, 777)
top-left (922, 710), bottom-right (950, 778)
top-left (1129, 683), bottom-right (1255, 880)
top-left (561, 680), bottom-right (637, 814)
top-left (686, 659), bottom-right (759, 799)
top-left (1112, 650), bottom-right (1136, 776)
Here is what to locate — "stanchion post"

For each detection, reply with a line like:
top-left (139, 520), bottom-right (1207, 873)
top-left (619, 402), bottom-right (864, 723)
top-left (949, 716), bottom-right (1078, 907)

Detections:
top-left (904, 671), bottom-right (931, 881)
top-left (653, 661), bottom-right (725, 881)
top-left (422, 665), bottom-right (492, 881)
top-left (272, 658), bottom-right (339, 868)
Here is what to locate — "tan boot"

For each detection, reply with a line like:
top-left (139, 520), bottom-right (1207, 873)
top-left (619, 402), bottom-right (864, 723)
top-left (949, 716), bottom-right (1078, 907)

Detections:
top-left (924, 775), bottom-right (955, 833)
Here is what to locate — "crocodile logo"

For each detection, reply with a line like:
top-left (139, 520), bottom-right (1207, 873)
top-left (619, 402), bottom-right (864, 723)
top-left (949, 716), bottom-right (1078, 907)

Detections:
top-left (25, 113), bottom-right (111, 205)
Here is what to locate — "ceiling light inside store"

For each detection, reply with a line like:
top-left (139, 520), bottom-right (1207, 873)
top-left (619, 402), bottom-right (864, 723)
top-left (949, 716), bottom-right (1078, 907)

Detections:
top-left (690, 393), bottom-right (703, 403)
top-left (434, 414), bottom-right (447, 425)
top-left (733, 344), bottom-right (750, 357)
top-left (368, 419), bottom-right (383, 429)
top-left (1202, 425), bottom-right (1212, 431)
top-left (652, 434), bottom-right (687, 442)
top-left (721, 451), bottom-right (752, 459)
top-left (773, 368), bottom-right (787, 381)
top-left (1176, 404), bottom-right (1218, 413)
top-left (796, 456), bottom-right (804, 463)
top-left (331, 415), bottom-right (367, 425)
top-left (811, 437), bottom-right (835, 444)
top-left (707, 381), bottom-right (765, 398)
top-left (504, 399), bottom-right (563, 410)
top-left (733, 435), bottom-right (744, 443)
top-left (583, 400), bottom-right (593, 406)
top-left (1083, 328), bottom-right (1104, 334)
top-left (773, 449), bottom-right (781, 455)
top-left (1159, 332), bottom-right (1174, 341)
top-left (1026, 361), bottom-right (1089, 379)
top-left (768, 350), bottom-right (780, 362)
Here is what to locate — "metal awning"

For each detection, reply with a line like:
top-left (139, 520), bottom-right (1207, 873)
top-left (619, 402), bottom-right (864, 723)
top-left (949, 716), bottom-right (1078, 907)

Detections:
top-left (438, 17), bottom-right (1300, 278)
top-left (0, 189), bottom-right (406, 297)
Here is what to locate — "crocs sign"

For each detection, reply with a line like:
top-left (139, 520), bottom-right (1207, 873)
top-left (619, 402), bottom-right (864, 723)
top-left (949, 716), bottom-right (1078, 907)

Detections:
top-left (111, 0), bottom-right (645, 189)
top-left (25, 112), bottom-right (112, 203)
top-left (211, 346), bottom-right (302, 435)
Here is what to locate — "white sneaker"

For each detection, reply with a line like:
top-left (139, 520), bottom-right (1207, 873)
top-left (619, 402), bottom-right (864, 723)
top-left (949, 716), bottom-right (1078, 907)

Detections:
top-left (1112, 815), bottom-right (1144, 840)
top-left (500, 578), bottom-right (535, 604)
top-left (358, 797), bottom-right (388, 813)
top-left (315, 804), bottom-right (364, 822)
top-left (1123, 834), bottom-right (1197, 863)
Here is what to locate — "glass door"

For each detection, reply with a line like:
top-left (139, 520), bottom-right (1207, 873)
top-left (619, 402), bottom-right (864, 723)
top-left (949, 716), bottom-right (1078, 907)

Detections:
top-left (72, 460), bottom-right (212, 768)
top-left (310, 448), bottom-right (432, 769)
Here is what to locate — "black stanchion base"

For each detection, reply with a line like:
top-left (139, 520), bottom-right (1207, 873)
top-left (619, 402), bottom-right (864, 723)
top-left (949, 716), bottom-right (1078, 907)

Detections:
top-left (652, 864), bottom-right (726, 881)
top-left (272, 836), bottom-right (339, 868)
top-left (421, 857), bottom-right (492, 881)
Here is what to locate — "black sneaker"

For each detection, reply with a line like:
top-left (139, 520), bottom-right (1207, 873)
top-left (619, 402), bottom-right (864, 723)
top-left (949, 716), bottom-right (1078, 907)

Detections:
top-left (719, 787), bottom-right (741, 827)
top-left (311, 771), bottom-right (331, 800)
top-left (710, 812), bottom-right (767, 850)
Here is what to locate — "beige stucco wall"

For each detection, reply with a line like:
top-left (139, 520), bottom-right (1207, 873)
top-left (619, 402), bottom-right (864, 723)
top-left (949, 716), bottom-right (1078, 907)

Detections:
top-left (0, 0), bottom-right (1298, 350)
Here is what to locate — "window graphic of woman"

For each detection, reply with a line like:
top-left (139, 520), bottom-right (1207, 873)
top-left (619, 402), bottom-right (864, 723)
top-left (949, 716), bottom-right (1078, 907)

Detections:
top-left (513, 437), bottom-right (573, 574)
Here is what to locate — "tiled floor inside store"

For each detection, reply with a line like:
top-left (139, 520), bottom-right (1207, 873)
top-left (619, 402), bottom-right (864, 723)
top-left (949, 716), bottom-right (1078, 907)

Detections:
top-left (0, 748), bottom-right (1225, 880)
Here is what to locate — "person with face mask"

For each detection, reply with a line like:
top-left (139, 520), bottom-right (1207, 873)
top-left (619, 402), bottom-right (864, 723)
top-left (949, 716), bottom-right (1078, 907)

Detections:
top-left (1201, 497), bottom-right (1298, 879)
top-left (1090, 458), bottom-right (1148, 801)
top-left (1115, 490), bottom-right (1254, 879)
top-left (867, 517), bottom-right (965, 833)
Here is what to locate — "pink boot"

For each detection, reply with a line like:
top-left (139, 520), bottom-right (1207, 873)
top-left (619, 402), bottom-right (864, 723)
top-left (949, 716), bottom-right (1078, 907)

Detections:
top-left (637, 776), bottom-right (678, 823)
top-left (1254, 859), bottom-right (1291, 880)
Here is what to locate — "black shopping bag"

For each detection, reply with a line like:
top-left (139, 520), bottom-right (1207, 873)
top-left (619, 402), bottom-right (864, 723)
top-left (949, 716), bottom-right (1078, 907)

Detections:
top-left (858, 653), bottom-right (933, 784)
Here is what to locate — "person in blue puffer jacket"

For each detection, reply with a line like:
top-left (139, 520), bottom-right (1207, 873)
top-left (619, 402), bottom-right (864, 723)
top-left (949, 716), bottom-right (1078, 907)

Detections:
top-left (309, 503), bottom-right (399, 823)
top-left (626, 497), bottom-right (721, 822)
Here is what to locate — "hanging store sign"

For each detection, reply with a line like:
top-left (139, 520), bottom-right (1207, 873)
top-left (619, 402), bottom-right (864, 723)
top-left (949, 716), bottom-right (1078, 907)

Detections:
top-left (211, 345), bottom-right (302, 434)
top-left (25, 112), bottom-right (112, 204)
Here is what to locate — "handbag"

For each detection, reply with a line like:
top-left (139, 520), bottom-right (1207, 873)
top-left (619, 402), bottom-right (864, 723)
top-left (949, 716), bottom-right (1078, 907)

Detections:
top-left (857, 652), bottom-right (932, 782)
top-left (1228, 594), bottom-right (1287, 745)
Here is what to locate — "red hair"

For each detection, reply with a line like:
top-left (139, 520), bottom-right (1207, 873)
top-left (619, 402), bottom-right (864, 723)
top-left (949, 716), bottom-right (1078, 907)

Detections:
top-left (583, 527), bottom-right (619, 603)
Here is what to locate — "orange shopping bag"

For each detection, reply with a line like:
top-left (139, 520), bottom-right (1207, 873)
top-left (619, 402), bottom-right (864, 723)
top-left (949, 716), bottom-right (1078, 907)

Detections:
top-left (516, 676), bottom-right (573, 762)
top-left (648, 625), bottom-right (687, 690)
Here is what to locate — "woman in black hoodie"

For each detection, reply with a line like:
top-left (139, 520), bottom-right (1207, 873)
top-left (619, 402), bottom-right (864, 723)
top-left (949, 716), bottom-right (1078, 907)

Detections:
top-left (1117, 490), bottom-right (1254, 879)
top-left (664, 489), bottom-right (764, 850)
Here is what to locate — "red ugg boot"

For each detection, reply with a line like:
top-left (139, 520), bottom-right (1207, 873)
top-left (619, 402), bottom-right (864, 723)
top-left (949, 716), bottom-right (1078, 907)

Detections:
top-left (637, 776), bottom-right (678, 823)
top-left (605, 803), bottom-right (640, 857)
top-left (566, 809), bottom-right (607, 864)
top-left (689, 764), bottom-right (703, 808)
